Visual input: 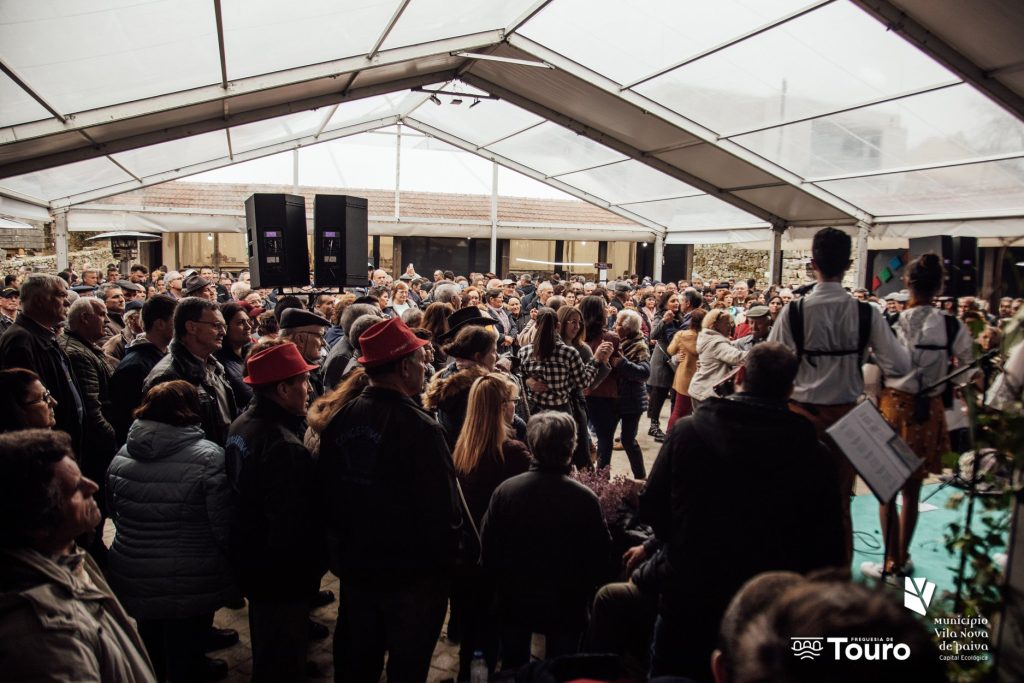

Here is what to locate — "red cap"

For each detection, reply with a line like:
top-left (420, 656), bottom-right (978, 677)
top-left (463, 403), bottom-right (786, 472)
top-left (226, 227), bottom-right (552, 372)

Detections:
top-left (244, 342), bottom-right (319, 385)
top-left (357, 317), bottom-right (429, 367)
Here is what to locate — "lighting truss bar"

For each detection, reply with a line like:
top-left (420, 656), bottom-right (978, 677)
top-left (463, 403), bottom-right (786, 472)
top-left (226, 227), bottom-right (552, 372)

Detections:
top-left (506, 34), bottom-right (873, 224)
top-left (622, 0), bottom-right (836, 91)
top-left (0, 70), bottom-right (456, 180)
top-left (0, 30), bottom-right (504, 146)
top-left (452, 52), bottom-right (552, 68)
top-left (718, 80), bottom-right (962, 140)
top-left (413, 87), bottom-right (499, 100)
top-left (0, 58), bottom-right (66, 123)
top-left (806, 151), bottom-right (1024, 184)
top-left (851, 0), bottom-right (1024, 123)
top-left (367, 0), bottom-right (413, 61)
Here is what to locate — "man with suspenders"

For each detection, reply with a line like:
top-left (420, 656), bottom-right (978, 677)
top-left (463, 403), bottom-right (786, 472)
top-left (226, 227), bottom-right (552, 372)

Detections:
top-left (768, 228), bottom-right (911, 563)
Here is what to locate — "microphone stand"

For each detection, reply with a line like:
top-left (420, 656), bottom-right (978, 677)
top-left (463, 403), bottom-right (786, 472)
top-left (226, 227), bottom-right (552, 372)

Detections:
top-left (918, 350), bottom-right (996, 610)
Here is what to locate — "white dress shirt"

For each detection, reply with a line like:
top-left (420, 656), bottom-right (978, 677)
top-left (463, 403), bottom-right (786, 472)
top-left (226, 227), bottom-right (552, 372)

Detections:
top-left (885, 307), bottom-right (974, 396)
top-left (768, 282), bottom-right (911, 405)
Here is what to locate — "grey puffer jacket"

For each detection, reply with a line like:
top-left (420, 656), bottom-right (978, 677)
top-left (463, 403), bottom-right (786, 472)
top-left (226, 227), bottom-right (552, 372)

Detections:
top-left (106, 419), bottom-right (238, 620)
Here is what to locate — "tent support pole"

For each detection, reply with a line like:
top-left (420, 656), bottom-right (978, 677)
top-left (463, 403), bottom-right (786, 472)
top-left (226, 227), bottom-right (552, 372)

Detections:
top-left (653, 233), bottom-right (664, 283)
top-left (54, 210), bottom-right (69, 271)
top-left (768, 226), bottom-right (784, 286)
top-left (490, 161), bottom-right (498, 274)
top-left (855, 221), bottom-right (870, 290)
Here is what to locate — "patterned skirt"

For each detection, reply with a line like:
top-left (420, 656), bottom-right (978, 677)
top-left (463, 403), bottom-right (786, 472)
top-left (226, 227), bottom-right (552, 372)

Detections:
top-left (879, 388), bottom-right (949, 476)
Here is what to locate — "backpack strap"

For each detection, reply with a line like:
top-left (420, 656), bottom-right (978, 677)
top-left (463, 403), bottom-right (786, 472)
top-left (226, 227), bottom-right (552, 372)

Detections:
top-left (856, 300), bottom-right (872, 357)
top-left (789, 298), bottom-right (805, 361)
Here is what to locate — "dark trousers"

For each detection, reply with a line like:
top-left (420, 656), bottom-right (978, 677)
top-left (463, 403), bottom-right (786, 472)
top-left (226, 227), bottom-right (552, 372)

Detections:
top-left (137, 612), bottom-right (212, 683)
top-left (249, 598), bottom-right (310, 683)
top-left (587, 582), bottom-right (658, 677)
top-left (451, 571), bottom-right (498, 680)
top-left (647, 386), bottom-right (673, 422)
top-left (500, 623), bottom-right (582, 671)
top-left (649, 613), bottom-right (713, 682)
top-left (334, 575), bottom-right (450, 683)
top-left (589, 398), bottom-right (646, 479)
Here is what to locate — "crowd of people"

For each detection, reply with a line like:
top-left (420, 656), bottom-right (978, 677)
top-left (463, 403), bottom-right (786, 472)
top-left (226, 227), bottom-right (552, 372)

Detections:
top-left (0, 226), bottom-right (1017, 682)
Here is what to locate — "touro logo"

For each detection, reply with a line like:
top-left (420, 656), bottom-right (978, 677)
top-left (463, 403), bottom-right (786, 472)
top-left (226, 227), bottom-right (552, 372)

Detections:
top-left (791, 636), bottom-right (911, 661)
top-left (904, 576), bottom-right (936, 616)
top-left (790, 637), bottom-right (823, 660)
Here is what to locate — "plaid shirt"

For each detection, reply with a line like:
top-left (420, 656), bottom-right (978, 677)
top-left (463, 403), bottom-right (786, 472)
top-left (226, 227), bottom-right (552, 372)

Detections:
top-left (518, 338), bottom-right (599, 409)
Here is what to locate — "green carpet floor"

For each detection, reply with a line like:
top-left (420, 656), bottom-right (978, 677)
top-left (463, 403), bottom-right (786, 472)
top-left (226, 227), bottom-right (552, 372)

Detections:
top-left (850, 483), bottom-right (1004, 598)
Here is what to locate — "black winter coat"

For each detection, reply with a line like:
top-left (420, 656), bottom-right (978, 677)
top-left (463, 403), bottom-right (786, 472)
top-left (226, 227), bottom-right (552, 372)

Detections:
top-left (481, 464), bottom-right (611, 631)
top-left (639, 393), bottom-right (846, 678)
top-left (225, 396), bottom-right (325, 600)
top-left (109, 340), bottom-right (166, 445)
top-left (316, 385), bottom-right (461, 582)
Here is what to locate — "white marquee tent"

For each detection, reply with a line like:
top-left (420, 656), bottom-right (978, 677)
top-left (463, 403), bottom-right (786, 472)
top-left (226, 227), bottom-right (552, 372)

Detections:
top-left (1, 0), bottom-right (1023, 280)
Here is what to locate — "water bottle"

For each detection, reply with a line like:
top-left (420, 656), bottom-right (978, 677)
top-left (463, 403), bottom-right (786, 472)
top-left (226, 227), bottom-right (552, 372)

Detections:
top-left (469, 650), bottom-right (487, 683)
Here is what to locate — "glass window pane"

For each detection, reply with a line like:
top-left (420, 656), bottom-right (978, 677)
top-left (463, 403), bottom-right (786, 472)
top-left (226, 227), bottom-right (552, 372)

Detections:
top-left (408, 96), bottom-right (545, 147)
top-left (0, 157), bottom-right (133, 201)
top-left (487, 122), bottom-right (626, 176)
top-left (222, 0), bottom-right (397, 80)
top-left (520, 0), bottom-right (814, 85)
top-left (382, 0), bottom-right (536, 51)
top-left (634, 1), bottom-right (953, 135)
top-left (622, 195), bottom-right (765, 230)
top-left (815, 158), bottom-right (1024, 215)
top-left (1, 0), bottom-right (221, 114)
top-left (557, 160), bottom-right (701, 205)
top-left (112, 131), bottom-right (229, 179)
top-left (0, 71), bottom-right (52, 128)
top-left (229, 110), bottom-right (329, 154)
top-left (733, 85), bottom-right (1024, 179)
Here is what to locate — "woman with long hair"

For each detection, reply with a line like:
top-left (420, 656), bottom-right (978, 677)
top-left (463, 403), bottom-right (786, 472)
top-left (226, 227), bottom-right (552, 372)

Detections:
top-left (106, 380), bottom-right (236, 682)
top-left (767, 295), bottom-right (784, 323)
top-left (422, 302), bottom-right (454, 370)
top-left (666, 308), bottom-right (706, 431)
top-left (557, 305), bottom-right (608, 469)
top-left (305, 368), bottom-right (370, 457)
top-left (647, 291), bottom-right (683, 441)
top-left (450, 373), bottom-right (531, 679)
top-left (0, 368), bottom-right (57, 432)
top-left (519, 307), bottom-right (609, 417)
top-left (580, 295), bottom-right (622, 473)
top-left (424, 324), bottom-right (500, 448)
top-left (861, 254), bottom-right (974, 579)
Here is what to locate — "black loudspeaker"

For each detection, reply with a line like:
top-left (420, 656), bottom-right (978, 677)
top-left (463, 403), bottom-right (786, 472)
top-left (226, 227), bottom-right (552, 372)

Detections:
top-left (245, 194), bottom-right (309, 288)
top-left (908, 236), bottom-right (978, 297)
top-left (313, 195), bottom-right (369, 288)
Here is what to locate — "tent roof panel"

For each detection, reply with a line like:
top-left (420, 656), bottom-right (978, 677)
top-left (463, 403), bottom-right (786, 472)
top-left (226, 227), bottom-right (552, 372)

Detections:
top-left (732, 185), bottom-right (852, 223)
top-left (652, 144), bottom-right (782, 191)
top-left (380, 0), bottom-right (538, 52)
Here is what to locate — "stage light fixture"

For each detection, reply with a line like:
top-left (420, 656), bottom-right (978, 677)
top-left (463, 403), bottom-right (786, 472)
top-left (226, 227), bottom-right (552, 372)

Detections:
top-left (470, 99), bottom-right (480, 108)
top-left (429, 94), bottom-right (441, 106)
top-left (451, 97), bottom-right (463, 105)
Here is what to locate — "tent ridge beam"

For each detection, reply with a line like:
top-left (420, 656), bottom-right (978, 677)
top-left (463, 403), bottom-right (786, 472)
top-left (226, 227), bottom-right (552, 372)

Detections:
top-left (0, 70), bottom-right (457, 180)
top-left (462, 72), bottom-right (787, 229)
top-left (213, 0), bottom-right (229, 89)
top-left (851, 0), bottom-right (1024, 123)
top-left (0, 30), bottom-right (504, 147)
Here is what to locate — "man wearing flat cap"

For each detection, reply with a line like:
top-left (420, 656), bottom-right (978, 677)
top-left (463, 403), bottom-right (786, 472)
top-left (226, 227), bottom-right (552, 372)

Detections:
top-left (226, 341), bottom-right (325, 682)
top-left (279, 308), bottom-right (329, 400)
top-left (734, 305), bottom-right (772, 352)
top-left (316, 318), bottom-right (461, 683)
top-left (0, 287), bottom-right (18, 334)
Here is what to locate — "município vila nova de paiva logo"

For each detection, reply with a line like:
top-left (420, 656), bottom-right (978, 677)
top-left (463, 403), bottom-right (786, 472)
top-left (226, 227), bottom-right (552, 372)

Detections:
top-left (790, 575), bottom-right (990, 663)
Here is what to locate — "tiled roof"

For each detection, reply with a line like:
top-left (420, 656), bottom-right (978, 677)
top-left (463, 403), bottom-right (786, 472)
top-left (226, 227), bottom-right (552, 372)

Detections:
top-left (91, 181), bottom-right (637, 227)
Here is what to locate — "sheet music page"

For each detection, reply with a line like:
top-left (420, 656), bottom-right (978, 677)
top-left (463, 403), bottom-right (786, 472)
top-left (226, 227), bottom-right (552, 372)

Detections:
top-left (826, 400), bottom-right (923, 503)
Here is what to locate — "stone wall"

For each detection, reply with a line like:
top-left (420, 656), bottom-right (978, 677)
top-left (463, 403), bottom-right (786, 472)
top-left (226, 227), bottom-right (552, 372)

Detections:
top-left (692, 244), bottom-right (857, 289)
top-left (2, 246), bottom-right (115, 278)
